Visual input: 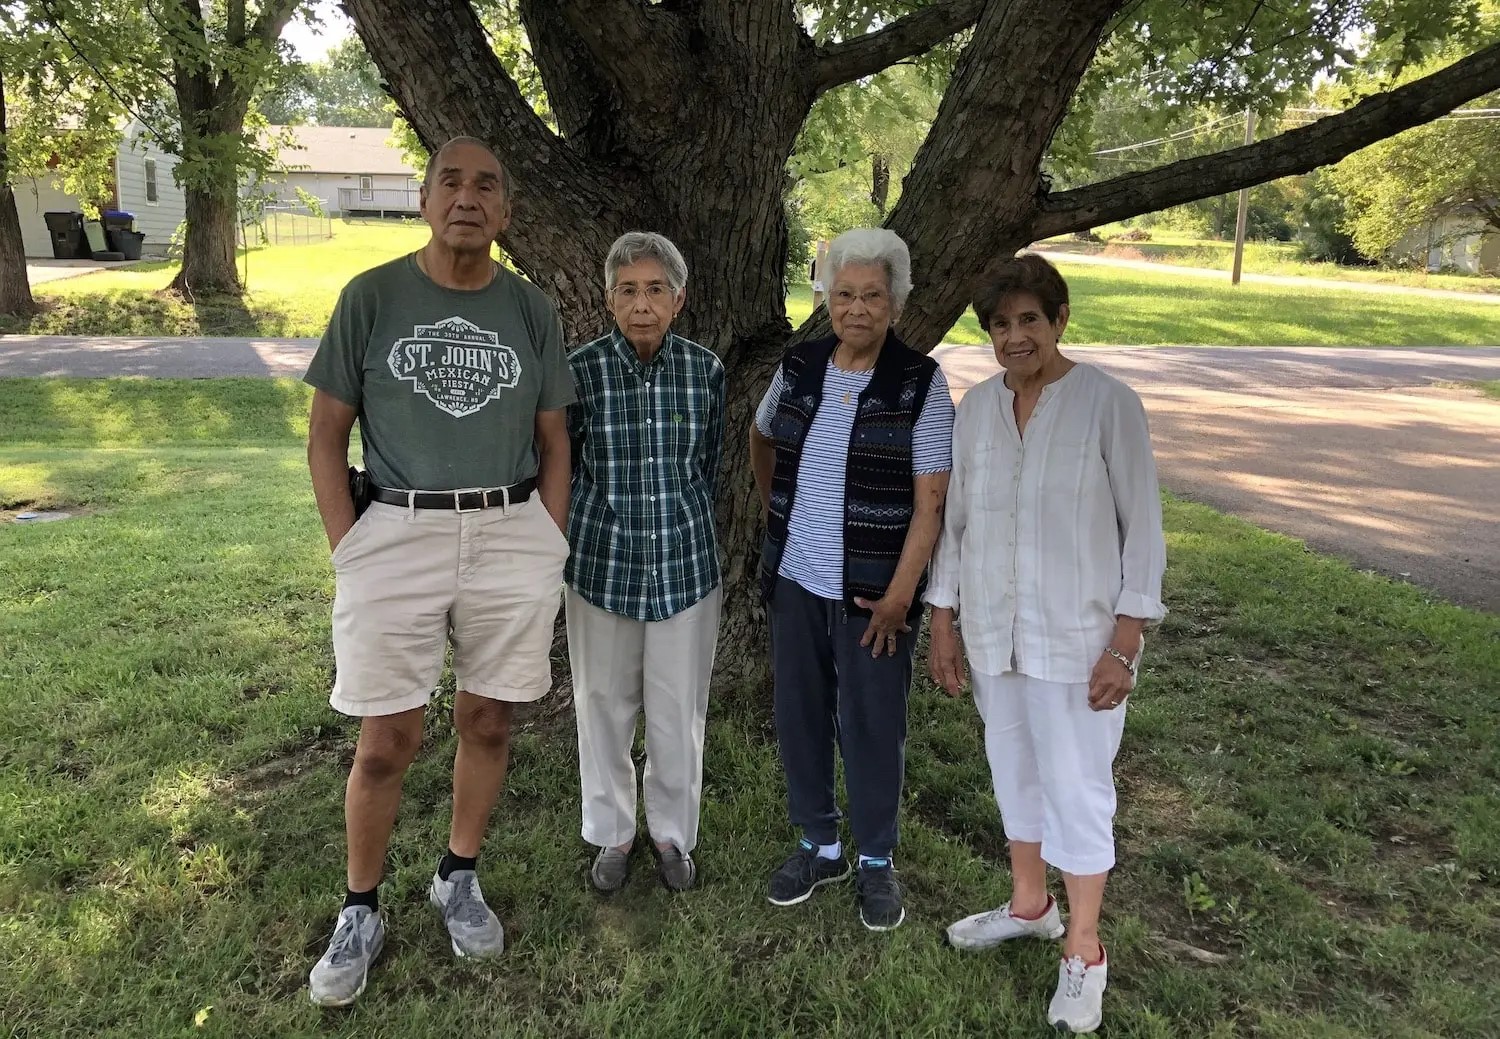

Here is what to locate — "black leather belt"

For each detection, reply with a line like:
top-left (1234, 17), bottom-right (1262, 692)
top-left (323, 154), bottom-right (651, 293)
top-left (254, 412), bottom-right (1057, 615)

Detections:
top-left (370, 477), bottom-right (537, 512)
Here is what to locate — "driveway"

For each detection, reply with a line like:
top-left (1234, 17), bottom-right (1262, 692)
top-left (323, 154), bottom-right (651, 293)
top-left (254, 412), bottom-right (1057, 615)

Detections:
top-left (26, 258), bottom-right (143, 284)
top-left (935, 345), bottom-right (1500, 612)
top-left (1, 335), bottom-right (1496, 612)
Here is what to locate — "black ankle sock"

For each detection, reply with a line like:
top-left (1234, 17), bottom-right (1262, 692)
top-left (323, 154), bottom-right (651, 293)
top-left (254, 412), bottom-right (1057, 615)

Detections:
top-left (343, 886), bottom-right (378, 912)
top-left (438, 849), bottom-right (477, 880)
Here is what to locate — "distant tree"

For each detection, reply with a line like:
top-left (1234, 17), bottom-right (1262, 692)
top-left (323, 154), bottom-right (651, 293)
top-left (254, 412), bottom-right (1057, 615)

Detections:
top-left (39, 0), bottom-right (304, 296)
top-left (1327, 90), bottom-right (1500, 260)
top-left (1319, 2), bottom-right (1500, 261)
top-left (0, 2), bottom-right (123, 316)
top-left (1294, 170), bottom-right (1365, 264)
top-left (259, 36), bottom-right (388, 128)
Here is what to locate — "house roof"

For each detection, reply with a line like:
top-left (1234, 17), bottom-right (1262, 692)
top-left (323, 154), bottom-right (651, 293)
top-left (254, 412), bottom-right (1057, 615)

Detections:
top-left (269, 125), bottom-right (416, 176)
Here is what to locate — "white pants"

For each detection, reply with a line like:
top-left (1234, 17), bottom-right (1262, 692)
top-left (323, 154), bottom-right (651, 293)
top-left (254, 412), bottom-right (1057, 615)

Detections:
top-left (973, 671), bottom-right (1127, 876)
top-left (566, 586), bottom-right (722, 853)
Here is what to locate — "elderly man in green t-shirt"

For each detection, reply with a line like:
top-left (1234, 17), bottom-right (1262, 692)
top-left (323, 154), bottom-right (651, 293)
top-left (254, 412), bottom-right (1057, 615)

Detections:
top-left (302, 137), bottom-right (575, 1007)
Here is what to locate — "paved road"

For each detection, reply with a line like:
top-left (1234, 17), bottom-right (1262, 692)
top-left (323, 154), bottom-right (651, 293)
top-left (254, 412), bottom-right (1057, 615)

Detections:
top-left (0, 335), bottom-right (318, 377)
top-left (1032, 249), bottom-right (1500, 305)
top-left (936, 345), bottom-right (1500, 612)
top-left (3, 335), bottom-right (1497, 611)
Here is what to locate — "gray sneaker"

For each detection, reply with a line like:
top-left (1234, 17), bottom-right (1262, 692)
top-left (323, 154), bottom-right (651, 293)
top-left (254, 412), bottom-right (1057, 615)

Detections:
top-left (655, 845), bottom-right (697, 892)
top-left (428, 870), bottom-right (505, 958)
top-left (590, 846), bottom-right (631, 893)
top-left (308, 905), bottom-right (384, 1007)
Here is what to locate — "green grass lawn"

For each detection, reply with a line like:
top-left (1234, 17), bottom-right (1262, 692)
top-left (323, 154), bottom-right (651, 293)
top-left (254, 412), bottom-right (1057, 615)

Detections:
top-left (5, 218), bottom-right (430, 337)
top-left (3, 379), bottom-right (1498, 1037)
top-left (6, 217), bottom-right (1498, 346)
top-left (1474, 380), bottom-right (1500, 401)
top-left (1048, 228), bottom-right (1500, 296)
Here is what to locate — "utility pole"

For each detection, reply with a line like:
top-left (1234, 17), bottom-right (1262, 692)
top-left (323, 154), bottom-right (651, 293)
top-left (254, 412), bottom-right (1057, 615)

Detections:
top-left (1231, 108), bottom-right (1256, 286)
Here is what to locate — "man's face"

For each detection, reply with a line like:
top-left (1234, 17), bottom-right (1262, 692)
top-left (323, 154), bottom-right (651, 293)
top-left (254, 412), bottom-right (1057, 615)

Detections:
top-left (419, 142), bottom-right (511, 254)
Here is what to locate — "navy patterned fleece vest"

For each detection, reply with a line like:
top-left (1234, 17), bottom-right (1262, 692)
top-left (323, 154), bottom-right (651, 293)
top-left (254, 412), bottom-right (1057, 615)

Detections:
top-left (760, 330), bottom-right (937, 614)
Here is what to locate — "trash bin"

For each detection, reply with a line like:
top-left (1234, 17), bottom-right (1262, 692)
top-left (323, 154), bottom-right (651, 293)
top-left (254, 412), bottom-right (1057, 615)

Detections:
top-left (101, 210), bottom-right (135, 251)
top-left (115, 230), bottom-right (145, 260)
top-left (43, 211), bottom-right (88, 259)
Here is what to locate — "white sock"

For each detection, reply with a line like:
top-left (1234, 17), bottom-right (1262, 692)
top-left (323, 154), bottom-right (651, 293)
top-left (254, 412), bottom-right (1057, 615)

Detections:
top-left (815, 840), bottom-right (841, 860)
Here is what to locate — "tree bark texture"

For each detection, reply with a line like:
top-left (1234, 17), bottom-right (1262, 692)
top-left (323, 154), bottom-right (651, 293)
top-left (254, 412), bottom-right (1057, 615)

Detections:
top-left (344, 0), bottom-right (1500, 689)
top-left (871, 154), bottom-right (890, 216)
top-left (0, 68), bottom-right (37, 317)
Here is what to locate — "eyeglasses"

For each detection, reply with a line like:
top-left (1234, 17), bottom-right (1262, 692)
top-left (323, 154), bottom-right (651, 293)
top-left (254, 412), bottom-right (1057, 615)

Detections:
top-left (610, 283), bottom-right (675, 303)
top-left (829, 288), bottom-right (890, 308)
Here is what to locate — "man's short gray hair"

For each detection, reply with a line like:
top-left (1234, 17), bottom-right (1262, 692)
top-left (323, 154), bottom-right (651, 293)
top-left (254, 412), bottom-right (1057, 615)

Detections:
top-left (604, 231), bottom-right (689, 294)
top-left (827, 228), bottom-right (913, 313)
top-left (422, 136), bottom-right (511, 197)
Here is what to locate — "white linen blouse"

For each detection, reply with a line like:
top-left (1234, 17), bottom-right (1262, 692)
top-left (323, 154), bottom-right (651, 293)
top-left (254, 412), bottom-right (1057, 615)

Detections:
top-left (925, 362), bottom-right (1167, 683)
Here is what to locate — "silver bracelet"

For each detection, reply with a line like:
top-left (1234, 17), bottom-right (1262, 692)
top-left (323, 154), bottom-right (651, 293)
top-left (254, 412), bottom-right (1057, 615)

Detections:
top-left (1103, 646), bottom-right (1137, 676)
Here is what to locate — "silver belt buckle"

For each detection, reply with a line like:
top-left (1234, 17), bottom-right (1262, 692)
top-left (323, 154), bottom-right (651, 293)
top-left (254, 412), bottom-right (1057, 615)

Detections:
top-left (454, 489), bottom-right (482, 514)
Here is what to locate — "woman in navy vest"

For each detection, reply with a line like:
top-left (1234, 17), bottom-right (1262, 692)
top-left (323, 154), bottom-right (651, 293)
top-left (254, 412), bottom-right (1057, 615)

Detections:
top-left (926, 254), bottom-right (1166, 1035)
top-left (749, 228), bottom-right (955, 932)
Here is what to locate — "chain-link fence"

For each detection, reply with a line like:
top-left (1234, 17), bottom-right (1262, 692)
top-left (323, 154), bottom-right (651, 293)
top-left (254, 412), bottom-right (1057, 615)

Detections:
top-left (240, 203), bottom-right (333, 248)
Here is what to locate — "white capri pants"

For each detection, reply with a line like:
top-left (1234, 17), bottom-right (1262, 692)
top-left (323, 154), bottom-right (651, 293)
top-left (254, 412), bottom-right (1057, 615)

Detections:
top-left (972, 670), bottom-right (1127, 876)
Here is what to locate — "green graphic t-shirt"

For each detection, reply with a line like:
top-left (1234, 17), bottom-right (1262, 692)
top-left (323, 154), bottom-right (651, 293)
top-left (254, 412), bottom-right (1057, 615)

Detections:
top-left (305, 254), bottom-right (576, 491)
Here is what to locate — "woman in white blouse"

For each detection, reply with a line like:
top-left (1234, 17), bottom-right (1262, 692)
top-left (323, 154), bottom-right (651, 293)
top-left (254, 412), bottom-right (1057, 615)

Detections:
top-left (925, 254), bottom-right (1165, 1036)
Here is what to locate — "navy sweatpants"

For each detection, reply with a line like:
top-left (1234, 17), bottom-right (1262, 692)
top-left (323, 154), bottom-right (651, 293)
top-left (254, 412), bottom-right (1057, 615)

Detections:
top-left (770, 578), bottom-right (914, 858)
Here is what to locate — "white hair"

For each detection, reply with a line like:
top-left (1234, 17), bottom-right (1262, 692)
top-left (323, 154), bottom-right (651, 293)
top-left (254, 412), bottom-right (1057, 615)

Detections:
top-left (826, 228), bottom-right (913, 313)
top-left (604, 231), bottom-right (688, 294)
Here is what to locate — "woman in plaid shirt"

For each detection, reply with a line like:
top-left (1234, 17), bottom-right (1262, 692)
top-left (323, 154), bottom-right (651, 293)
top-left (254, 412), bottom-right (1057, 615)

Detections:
top-left (565, 232), bottom-right (725, 894)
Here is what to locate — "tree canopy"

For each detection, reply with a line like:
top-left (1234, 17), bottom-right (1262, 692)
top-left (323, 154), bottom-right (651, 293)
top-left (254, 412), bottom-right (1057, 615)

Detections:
top-left (1325, 3), bottom-right (1500, 261)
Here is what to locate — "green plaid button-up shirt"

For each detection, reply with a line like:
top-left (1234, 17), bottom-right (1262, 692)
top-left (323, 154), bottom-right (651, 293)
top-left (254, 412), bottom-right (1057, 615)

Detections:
top-left (566, 330), bottom-right (725, 621)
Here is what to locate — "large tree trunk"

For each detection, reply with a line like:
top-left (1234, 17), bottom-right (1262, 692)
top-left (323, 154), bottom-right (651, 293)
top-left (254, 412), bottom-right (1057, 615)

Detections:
top-left (345, 0), bottom-right (1500, 691)
top-left (0, 68), bottom-right (37, 318)
top-left (166, 74), bottom-right (246, 298)
top-left (159, 0), bottom-right (299, 298)
top-left (169, 173), bottom-right (242, 297)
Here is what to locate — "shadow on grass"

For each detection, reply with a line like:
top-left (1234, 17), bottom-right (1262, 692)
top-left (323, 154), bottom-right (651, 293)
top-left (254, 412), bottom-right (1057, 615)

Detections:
top-left (0, 378), bottom-right (313, 446)
top-left (0, 287), bottom-right (294, 337)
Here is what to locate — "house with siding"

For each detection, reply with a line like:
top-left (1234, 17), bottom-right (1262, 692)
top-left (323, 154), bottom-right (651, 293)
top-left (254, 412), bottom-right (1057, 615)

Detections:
top-left (261, 125), bottom-right (419, 217)
top-left (1392, 206), bottom-right (1500, 275)
top-left (12, 120), bottom-right (185, 258)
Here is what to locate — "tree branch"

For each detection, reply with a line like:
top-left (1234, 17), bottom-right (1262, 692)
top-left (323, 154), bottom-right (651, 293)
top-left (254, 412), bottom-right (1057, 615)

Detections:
top-left (1029, 43), bottom-right (1500, 241)
top-left (519, 0), bottom-right (624, 146)
top-left (553, 0), bottom-right (687, 108)
top-left (248, 0), bottom-right (300, 47)
top-left (813, 0), bottom-right (983, 96)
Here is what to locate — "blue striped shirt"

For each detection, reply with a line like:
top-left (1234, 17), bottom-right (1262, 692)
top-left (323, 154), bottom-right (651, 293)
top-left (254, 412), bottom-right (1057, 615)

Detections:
top-left (756, 362), bottom-right (954, 600)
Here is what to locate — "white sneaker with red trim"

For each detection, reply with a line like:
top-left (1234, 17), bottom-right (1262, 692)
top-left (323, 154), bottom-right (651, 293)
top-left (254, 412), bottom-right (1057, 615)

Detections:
top-left (945, 895), bottom-right (1065, 950)
top-left (1047, 946), bottom-right (1108, 1034)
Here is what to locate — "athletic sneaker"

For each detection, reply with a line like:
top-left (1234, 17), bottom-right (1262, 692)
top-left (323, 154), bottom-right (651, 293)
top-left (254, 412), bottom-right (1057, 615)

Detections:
top-left (590, 846), bottom-right (631, 893)
top-left (855, 858), bottom-right (905, 931)
top-left (308, 905), bottom-right (384, 1007)
top-left (1046, 947), bottom-right (1109, 1034)
top-left (767, 838), bottom-right (851, 906)
top-left (428, 869), bottom-right (506, 958)
top-left (946, 895), bottom-right (1066, 949)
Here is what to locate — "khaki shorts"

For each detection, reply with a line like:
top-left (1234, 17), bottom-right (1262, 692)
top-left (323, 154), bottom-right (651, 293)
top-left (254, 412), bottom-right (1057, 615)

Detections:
top-left (329, 496), bottom-right (568, 717)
